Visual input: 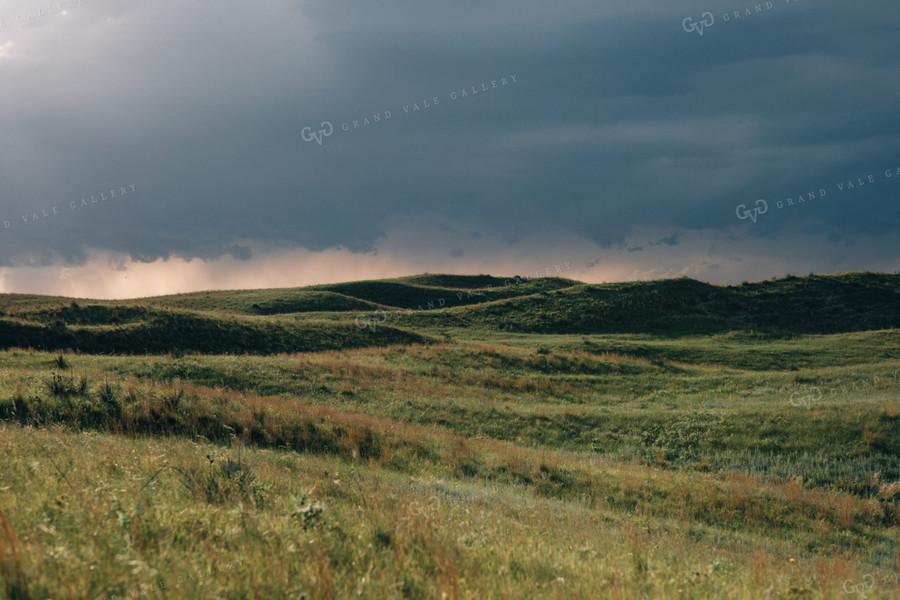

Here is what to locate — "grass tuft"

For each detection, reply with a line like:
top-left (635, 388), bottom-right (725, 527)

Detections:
top-left (46, 372), bottom-right (88, 396)
top-left (0, 510), bottom-right (29, 600)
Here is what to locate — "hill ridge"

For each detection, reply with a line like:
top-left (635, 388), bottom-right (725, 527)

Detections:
top-left (1, 272), bottom-right (899, 354)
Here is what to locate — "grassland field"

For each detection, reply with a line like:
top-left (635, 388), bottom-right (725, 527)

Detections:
top-left (1, 272), bottom-right (899, 599)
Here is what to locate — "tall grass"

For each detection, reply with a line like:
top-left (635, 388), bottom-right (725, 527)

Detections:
top-left (1, 272), bottom-right (899, 597)
top-left (0, 510), bottom-right (29, 600)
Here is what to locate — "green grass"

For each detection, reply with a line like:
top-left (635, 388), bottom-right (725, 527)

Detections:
top-left (1, 271), bottom-right (899, 598)
top-left (0, 309), bottom-right (429, 355)
top-left (397, 273), bottom-right (900, 335)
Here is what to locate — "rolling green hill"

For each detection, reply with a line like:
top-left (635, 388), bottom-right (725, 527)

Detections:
top-left (2, 270), bottom-right (900, 599)
top-left (396, 273), bottom-right (900, 335)
top-left (1, 272), bottom-right (898, 355)
top-left (0, 309), bottom-right (427, 355)
top-left (140, 290), bottom-right (385, 315)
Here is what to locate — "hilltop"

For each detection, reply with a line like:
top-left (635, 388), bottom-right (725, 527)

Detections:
top-left (405, 272), bottom-right (900, 335)
top-left (0, 271), bottom-right (898, 354)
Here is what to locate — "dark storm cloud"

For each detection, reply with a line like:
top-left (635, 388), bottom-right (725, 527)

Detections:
top-left (0, 0), bottom-right (899, 268)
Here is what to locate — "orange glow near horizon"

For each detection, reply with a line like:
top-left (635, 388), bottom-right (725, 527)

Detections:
top-left (1, 227), bottom-right (898, 299)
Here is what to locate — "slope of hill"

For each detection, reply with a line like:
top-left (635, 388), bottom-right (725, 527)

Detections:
top-left (0, 272), bottom-right (898, 354)
top-left (0, 310), bottom-right (427, 355)
top-left (396, 273), bottom-right (900, 335)
top-left (309, 276), bottom-right (576, 309)
top-left (136, 290), bottom-right (385, 315)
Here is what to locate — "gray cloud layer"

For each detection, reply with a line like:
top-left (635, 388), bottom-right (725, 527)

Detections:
top-left (1, 0), bottom-right (899, 279)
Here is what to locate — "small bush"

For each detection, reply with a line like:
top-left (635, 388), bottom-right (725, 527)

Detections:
top-left (53, 355), bottom-right (69, 370)
top-left (292, 490), bottom-right (325, 530)
top-left (47, 373), bottom-right (88, 396)
top-left (98, 379), bottom-right (122, 418)
top-left (179, 450), bottom-right (263, 507)
top-left (162, 389), bottom-right (184, 411)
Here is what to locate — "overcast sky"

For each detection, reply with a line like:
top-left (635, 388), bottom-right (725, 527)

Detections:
top-left (1, 0), bottom-right (899, 298)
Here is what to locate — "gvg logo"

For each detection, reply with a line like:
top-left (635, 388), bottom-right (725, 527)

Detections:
top-left (407, 496), bottom-right (440, 517)
top-left (354, 310), bottom-right (387, 332)
top-left (301, 121), bottom-right (334, 146)
top-left (735, 199), bottom-right (768, 224)
top-left (683, 12), bottom-right (715, 36)
top-left (789, 387), bottom-right (822, 410)
top-left (843, 574), bottom-right (874, 595)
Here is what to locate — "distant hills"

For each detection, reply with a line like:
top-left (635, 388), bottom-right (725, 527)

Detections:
top-left (403, 272), bottom-right (900, 335)
top-left (0, 272), bottom-right (898, 354)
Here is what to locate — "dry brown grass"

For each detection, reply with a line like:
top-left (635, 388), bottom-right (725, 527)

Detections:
top-left (783, 475), bottom-right (805, 503)
top-left (814, 555), bottom-right (858, 599)
top-left (747, 548), bottom-right (769, 587)
top-left (311, 547), bottom-right (337, 600)
top-left (471, 344), bottom-right (502, 356)
top-left (441, 434), bottom-right (473, 473)
top-left (12, 380), bottom-right (24, 404)
top-left (0, 509), bottom-right (28, 600)
top-left (836, 494), bottom-right (860, 528)
top-left (862, 424), bottom-right (883, 445)
top-left (879, 481), bottom-right (900, 500)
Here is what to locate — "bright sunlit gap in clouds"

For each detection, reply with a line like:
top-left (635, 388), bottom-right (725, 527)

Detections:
top-left (2, 225), bottom-right (899, 299)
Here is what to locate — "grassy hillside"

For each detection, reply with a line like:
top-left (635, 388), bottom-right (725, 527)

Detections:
top-left (131, 275), bottom-right (577, 315)
top-left (142, 290), bottom-right (384, 315)
top-left (3, 272), bottom-right (898, 356)
top-left (1, 271), bottom-right (899, 599)
top-left (0, 309), bottom-right (428, 355)
top-left (393, 273), bottom-right (900, 335)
